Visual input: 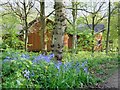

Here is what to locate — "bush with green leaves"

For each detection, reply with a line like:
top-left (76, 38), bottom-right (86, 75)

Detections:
top-left (1, 14), bottom-right (24, 49)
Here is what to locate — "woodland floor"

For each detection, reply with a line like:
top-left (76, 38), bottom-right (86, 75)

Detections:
top-left (99, 68), bottom-right (120, 89)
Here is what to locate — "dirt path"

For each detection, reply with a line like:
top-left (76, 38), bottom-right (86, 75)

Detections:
top-left (100, 68), bottom-right (119, 89)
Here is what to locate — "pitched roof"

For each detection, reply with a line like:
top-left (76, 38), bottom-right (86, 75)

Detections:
top-left (77, 24), bottom-right (105, 34)
top-left (28, 18), bottom-right (54, 28)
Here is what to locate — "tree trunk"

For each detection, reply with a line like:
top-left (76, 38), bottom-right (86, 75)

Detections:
top-left (23, 0), bottom-right (28, 51)
top-left (52, 0), bottom-right (66, 61)
top-left (118, 2), bottom-right (120, 55)
top-left (40, 0), bottom-right (46, 53)
top-left (106, 0), bottom-right (111, 55)
top-left (91, 15), bottom-right (95, 54)
top-left (72, 1), bottom-right (77, 53)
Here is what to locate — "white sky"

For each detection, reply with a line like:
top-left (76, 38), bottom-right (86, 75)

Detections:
top-left (0, 0), bottom-right (119, 21)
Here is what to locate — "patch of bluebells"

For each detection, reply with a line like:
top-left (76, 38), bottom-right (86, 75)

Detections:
top-left (3, 56), bottom-right (13, 62)
top-left (32, 53), bottom-right (54, 63)
top-left (22, 69), bottom-right (30, 80)
top-left (63, 61), bottom-right (74, 71)
top-left (3, 51), bottom-right (89, 81)
top-left (21, 54), bottom-right (30, 59)
top-left (3, 53), bottom-right (30, 63)
top-left (55, 61), bottom-right (62, 70)
top-left (81, 61), bottom-right (88, 73)
top-left (55, 60), bottom-right (88, 74)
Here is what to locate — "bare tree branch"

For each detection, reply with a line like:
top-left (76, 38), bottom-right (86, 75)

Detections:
top-left (35, 7), bottom-right (40, 13)
top-left (95, 2), bottom-right (106, 14)
top-left (82, 13), bottom-right (91, 29)
top-left (0, 1), bottom-right (9, 6)
top-left (46, 10), bottom-right (55, 17)
top-left (95, 13), bottom-right (107, 26)
top-left (66, 7), bottom-right (94, 14)
top-left (8, 2), bottom-right (23, 19)
top-left (1, 12), bottom-right (11, 16)
top-left (65, 17), bottom-right (73, 25)
top-left (26, 1), bottom-right (35, 15)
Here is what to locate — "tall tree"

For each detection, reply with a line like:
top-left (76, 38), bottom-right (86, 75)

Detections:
top-left (81, 2), bottom-right (106, 54)
top-left (118, 1), bottom-right (120, 55)
top-left (3, 0), bottom-right (35, 51)
top-left (72, 0), bottom-right (78, 53)
top-left (40, 0), bottom-right (46, 52)
top-left (66, 2), bottom-right (106, 53)
top-left (23, 0), bottom-right (29, 51)
top-left (106, 0), bottom-right (111, 55)
top-left (52, 0), bottom-right (66, 61)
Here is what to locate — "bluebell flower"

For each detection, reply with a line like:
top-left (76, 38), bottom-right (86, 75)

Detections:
top-left (49, 53), bottom-right (54, 59)
top-left (81, 63), bottom-right (85, 67)
top-left (81, 61), bottom-right (87, 67)
top-left (32, 54), bottom-right (54, 64)
top-left (31, 71), bottom-right (35, 77)
top-left (75, 61), bottom-right (80, 67)
top-left (3, 56), bottom-right (12, 62)
top-left (83, 67), bottom-right (88, 73)
top-left (22, 69), bottom-right (30, 80)
top-left (32, 54), bottom-right (42, 63)
top-left (84, 61), bottom-right (87, 64)
top-left (13, 57), bottom-right (18, 60)
top-left (21, 54), bottom-right (29, 59)
top-left (55, 61), bottom-right (62, 70)
top-left (6, 56), bottom-right (11, 59)
top-left (43, 56), bottom-right (51, 63)
top-left (63, 62), bottom-right (73, 71)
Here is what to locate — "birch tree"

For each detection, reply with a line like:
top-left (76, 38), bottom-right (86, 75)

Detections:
top-left (52, 0), bottom-right (66, 61)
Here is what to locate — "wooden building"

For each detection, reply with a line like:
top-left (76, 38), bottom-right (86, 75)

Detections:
top-left (28, 18), bottom-right (105, 51)
top-left (28, 18), bottom-right (70, 51)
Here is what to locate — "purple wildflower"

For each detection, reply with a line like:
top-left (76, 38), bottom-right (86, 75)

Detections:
top-left (81, 61), bottom-right (87, 67)
top-left (83, 67), bottom-right (88, 73)
top-left (32, 53), bottom-right (54, 64)
top-left (49, 53), bottom-right (54, 58)
top-left (55, 61), bottom-right (62, 70)
top-left (22, 70), bottom-right (30, 80)
top-left (32, 54), bottom-right (42, 63)
top-left (21, 54), bottom-right (29, 59)
top-left (3, 56), bottom-right (12, 62)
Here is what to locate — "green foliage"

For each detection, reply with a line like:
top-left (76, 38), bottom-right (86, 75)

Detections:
top-left (2, 48), bottom-right (118, 88)
top-left (66, 23), bottom-right (93, 51)
top-left (77, 32), bottom-right (93, 51)
top-left (101, 2), bottom-right (119, 51)
top-left (1, 14), bottom-right (24, 49)
top-left (2, 49), bottom-right (99, 88)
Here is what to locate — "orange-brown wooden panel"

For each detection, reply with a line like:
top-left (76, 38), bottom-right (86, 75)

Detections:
top-left (64, 34), bottom-right (69, 48)
top-left (46, 31), bottom-right (52, 51)
top-left (68, 35), bottom-right (73, 49)
top-left (28, 33), bottom-right (34, 51)
top-left (33, 33), bottom-right (41, 51)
